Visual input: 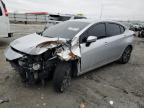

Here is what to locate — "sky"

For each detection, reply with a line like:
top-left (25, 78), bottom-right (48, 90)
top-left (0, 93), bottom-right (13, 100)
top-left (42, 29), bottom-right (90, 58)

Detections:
top-left (3, 0), bottom-right (144, 20)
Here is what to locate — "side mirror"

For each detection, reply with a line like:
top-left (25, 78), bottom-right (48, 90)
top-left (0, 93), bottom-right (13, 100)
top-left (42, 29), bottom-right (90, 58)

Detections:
top-left (85, 36), bottom-right (97, 47)
top-left (86, 36), bottom-right (97, 43)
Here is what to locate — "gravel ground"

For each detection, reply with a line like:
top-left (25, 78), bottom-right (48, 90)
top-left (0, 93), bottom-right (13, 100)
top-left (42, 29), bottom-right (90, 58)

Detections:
top-left (0, 24), bottom-right (144, 108)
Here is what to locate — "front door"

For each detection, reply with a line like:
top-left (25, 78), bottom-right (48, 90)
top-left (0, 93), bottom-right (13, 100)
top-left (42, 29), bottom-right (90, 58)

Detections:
top-left (79, 23), bottom-right (110, 74)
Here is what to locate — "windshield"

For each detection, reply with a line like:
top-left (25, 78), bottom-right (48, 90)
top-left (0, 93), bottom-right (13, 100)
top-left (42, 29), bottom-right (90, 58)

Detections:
top-left (42, 21), bottom-right (89, 39)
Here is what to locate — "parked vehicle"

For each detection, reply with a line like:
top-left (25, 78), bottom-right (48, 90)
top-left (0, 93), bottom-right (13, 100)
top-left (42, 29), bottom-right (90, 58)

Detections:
top-left (0, 0), bottom-right (11, 37)
top-left (46, 14), bottom-right (86, 28)
top-left (4, 19), bottom-right (134, 93)
top-left (140, 30), bottom-right (144, 38)
top-left (130, 24), bottom-right (144, 37)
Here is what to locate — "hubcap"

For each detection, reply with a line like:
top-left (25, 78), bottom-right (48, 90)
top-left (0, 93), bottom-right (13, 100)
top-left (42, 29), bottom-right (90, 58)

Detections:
top-left (123, 48), bottom-right (131, 62)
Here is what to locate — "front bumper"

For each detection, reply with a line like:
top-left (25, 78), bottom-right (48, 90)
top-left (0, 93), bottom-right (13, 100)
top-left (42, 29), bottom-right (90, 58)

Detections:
top-left (5, 47), bottom-right (38, 84)
top-left (10, 60), bottom-right (41, 84)
top-left (5, 46), bottom-right (57, 85)
top-left (9, 60), bottom-right (50, 84)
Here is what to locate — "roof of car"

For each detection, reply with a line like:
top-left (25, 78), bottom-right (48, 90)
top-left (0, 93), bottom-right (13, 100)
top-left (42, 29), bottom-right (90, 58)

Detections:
top-left (69, 19), bottom-right (126, 27)
top-left (69, 19), bottom-right (101, 23)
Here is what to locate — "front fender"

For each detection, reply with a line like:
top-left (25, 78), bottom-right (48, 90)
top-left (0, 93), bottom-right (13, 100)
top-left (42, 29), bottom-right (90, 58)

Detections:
top-left (4, 47), bottom-right (23, 61)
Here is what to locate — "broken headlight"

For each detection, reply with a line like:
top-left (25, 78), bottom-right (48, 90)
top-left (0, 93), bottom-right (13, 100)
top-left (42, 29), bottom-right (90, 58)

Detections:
top-left (18, 56), bottom-right (41, 71)
top-left (18, 56), bottom-right (28, 66)
top-left (18, 60), bottom-right (25, 66)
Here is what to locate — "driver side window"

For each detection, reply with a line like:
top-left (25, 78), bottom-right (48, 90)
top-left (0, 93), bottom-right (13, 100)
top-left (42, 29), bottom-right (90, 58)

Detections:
top-left (80, 23), bottom-right (106, 43)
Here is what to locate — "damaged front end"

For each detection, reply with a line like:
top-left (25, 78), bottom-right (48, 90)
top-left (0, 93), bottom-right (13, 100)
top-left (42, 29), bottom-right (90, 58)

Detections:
top-left (5, 46), bottom-right (59, 84)
top-left (4, 33), bottom-right (80, 85)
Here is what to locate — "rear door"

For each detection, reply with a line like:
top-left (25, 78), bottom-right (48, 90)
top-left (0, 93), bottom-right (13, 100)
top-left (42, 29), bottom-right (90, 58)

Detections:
top-left (105, 22), bottom-right (126, 61)
top-left (0, 0), bottom-right (10, 37)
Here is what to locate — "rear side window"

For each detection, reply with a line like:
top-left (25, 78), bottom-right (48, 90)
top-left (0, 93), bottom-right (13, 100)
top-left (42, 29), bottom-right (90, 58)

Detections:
top-left (106, 23), bottom-right (121, 36)
top-left (0, 7), bottom-right (2, 16)
top-left (88, 23), bottom-right (106, 39)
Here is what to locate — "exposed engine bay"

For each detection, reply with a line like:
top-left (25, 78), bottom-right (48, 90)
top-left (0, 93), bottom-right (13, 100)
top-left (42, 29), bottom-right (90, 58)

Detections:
top-left (5, 33), bottom-right (80, 85)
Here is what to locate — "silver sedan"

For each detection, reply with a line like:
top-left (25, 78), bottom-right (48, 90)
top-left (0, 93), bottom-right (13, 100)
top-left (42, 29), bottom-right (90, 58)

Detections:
top-left (5, 19), bottom-right (134, 92)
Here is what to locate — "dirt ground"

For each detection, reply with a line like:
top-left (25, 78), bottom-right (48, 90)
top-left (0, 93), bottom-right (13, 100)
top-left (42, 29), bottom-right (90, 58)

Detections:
top-left (0, 24), bottom-right (144, 108)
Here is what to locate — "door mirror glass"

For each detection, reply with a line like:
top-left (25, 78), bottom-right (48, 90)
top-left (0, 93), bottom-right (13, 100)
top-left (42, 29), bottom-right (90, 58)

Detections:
top-left (86, 36), bottom-right (97, 43)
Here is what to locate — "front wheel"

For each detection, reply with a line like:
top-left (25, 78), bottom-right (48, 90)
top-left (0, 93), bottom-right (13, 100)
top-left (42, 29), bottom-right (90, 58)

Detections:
top-left (118, 46), bottom-right (132, 64)
top-left (53, 62), bottom-right (72, 93)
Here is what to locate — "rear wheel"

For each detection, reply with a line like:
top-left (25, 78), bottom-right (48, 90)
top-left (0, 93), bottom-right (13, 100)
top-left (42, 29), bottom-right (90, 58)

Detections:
top-left (53, 62), bottom-right (72, 93)
top-left (118, 46), bottom-right (132, 64)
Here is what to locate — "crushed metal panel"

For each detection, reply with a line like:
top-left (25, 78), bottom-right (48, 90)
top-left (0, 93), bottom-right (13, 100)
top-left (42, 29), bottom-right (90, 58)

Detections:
top-left (57, 37), bottom-right (81, 61)
top-left (6, 32), bottom-right (81, 61)
top-left (9, 33), bottom-right (66, 55)
top-left (36, 40), bottom-right (65, 48)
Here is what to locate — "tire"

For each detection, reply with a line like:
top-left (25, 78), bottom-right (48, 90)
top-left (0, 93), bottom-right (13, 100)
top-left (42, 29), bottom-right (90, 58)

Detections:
top-left (53, 62), bottom-right (72, 93)
top-left (19, 71), bottom-right (27, 83)
top-left (118, 46), bottom-right (132, 64)
top-left (141, 31), bottom-right (144, 38)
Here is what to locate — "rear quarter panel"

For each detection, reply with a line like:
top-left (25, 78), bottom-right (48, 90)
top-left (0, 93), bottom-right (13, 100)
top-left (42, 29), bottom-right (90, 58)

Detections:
top-left (119, 29), bottom-right (134, 58)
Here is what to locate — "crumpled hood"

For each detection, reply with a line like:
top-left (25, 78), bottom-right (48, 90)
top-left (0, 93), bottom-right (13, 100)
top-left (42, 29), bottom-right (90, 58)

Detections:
top-left (10, 33), bottom-right (66, 55)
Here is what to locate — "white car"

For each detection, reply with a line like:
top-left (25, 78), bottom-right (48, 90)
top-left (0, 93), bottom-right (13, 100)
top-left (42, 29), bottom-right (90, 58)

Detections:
top-left (5, 19), bottom-right (134, 93)
top-left (0, 0), bottom-right (11, 38)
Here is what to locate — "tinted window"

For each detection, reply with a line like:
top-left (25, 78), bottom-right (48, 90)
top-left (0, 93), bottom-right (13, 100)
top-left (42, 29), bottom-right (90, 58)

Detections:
top-left (43, 21), bottom-right (89, 39)
top-left (49, 15), bottom-right (71, 21)
top-left (120, 25), bottom-right (125, 33)
top-left (74, 17), bottom-right (86, 19)
top-left (59, 16), bottom-right (71, 21)
top-left (80, 23), bottom-right (106, 43)
top-left (88, 23), bottom-right (106, 39)
top-left (0, 7), bottom-right (2, 16)
top-left (79, 31), bottom-right (88, 43)
top-left (106, 23), bottom-right (121, 36)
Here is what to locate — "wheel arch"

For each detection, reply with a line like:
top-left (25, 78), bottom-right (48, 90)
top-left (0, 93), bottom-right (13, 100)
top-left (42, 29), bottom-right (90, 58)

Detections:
top-left (119, 44), bottom-right (133, 60)
top-left (127, 44), bottom-right (133, 50)
top-left (70, 60), bottom-right (79, 77)
top-left (122, 44), bottom-right (133, 55)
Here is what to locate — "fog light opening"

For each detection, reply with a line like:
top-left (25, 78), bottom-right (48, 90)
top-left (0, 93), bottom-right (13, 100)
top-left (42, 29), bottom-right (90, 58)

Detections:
top-left (32, 63), bottom-right (40, 70)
